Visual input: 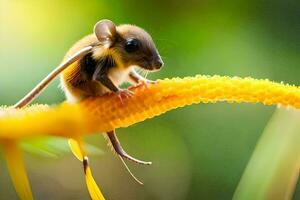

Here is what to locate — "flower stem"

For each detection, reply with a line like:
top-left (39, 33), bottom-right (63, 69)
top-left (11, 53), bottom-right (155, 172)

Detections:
top-left (0, 75), bottom-right (299, 139)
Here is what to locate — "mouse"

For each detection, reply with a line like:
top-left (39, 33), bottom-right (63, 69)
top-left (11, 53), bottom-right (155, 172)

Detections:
top-left (13, 19), bottom-right (164, 184)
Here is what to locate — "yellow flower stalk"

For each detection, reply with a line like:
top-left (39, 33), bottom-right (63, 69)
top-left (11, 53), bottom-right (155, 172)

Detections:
top-left (0, 75), bottom-right (299, 139)
top-left (0, 74), bottom-right (300, 200)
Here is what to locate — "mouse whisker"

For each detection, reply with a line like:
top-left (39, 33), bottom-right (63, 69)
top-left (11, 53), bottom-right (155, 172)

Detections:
top-left (145, 71), bottom-right (149, 79)
top-left (141, 69), bottom-right (147, 77)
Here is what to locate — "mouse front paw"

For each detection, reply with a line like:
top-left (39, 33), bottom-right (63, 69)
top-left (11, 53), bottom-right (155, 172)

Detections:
top-left (116, 89), bottom-right (134, 104)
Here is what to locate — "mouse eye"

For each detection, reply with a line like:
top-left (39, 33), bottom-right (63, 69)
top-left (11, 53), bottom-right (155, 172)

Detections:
top-left (125, 38), bottom-right (139, 53)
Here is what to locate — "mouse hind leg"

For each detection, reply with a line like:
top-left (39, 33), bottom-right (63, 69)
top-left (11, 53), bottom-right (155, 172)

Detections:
top-left (106, 130), bottom-right (152, 165)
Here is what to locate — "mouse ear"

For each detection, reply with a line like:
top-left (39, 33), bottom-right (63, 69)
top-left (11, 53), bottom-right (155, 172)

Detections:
top-left (94, 19), bottom-right (117, 48)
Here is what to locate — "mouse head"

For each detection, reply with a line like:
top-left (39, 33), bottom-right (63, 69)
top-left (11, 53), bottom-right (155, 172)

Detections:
top-left (94, 19), bottom-right (164, 71)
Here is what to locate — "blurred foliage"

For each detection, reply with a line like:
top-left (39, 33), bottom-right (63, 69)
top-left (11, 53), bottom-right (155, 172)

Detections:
top-left (21, 138), bottom-right (104, 158)
top-left (234, 108), bottom-right (300, 200)
top-left (0, 0), bottom-right (299, 199)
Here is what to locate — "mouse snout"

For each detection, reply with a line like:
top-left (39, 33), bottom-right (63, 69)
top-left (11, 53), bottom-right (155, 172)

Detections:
top-left (152, 58), bottom-right (164, 70)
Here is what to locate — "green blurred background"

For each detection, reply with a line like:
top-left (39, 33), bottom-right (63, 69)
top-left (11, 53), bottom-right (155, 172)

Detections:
top-left (0, 0), bottom-right (299, 199)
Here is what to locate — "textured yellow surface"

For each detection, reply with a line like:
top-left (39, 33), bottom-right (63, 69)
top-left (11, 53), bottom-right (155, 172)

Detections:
top-left (0, 75), bottom-right (299, 139)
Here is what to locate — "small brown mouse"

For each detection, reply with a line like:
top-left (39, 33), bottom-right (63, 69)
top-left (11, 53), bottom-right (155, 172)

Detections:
top-left (60, 19), bottom-right (163, 164)
top-left (14, 19), bottom-right (163, 184)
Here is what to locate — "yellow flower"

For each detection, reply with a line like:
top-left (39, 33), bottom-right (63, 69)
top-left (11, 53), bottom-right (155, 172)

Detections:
top-left (0, 74), bottom-right (299, 199)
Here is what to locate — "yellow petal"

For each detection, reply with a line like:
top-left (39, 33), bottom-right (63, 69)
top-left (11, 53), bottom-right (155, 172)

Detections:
top-left (2, 140), bottom-right (33, 200)
top-left (85, 165), bottom-right (105, 200)
top-left (68, 139), bottom-right (105, 200)
top-left (68, 138), bottom-right (85, 161)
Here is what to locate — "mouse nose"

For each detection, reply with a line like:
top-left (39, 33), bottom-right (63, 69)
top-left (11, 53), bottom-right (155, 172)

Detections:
top-left (153, 58), bottom-right (164, 69)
